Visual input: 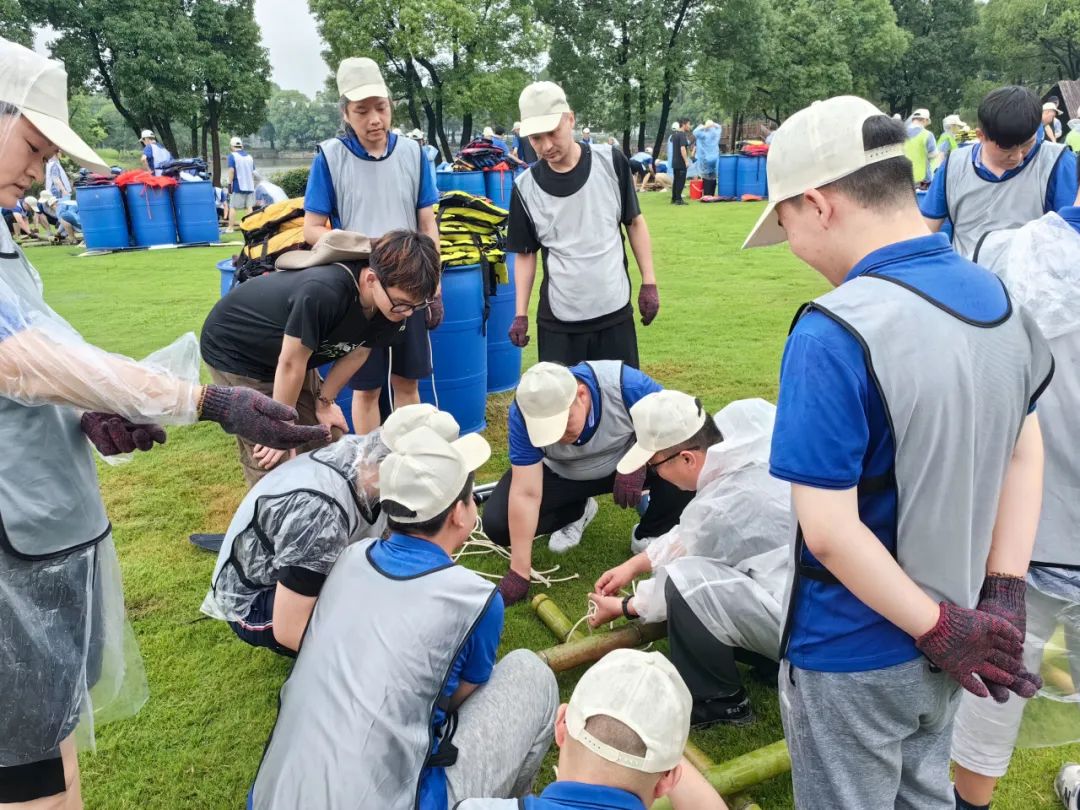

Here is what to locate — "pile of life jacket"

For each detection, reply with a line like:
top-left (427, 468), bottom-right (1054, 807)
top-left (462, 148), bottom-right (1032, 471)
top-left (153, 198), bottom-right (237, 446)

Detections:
top-left (114, 169), bottom-right (178, 189)
top-left (231, 198), bottom-right (309, 284)
top-left (739, 142), bottom-right (769, 157)
top-left (451, 137), bottom-right (506, 171)
top-left (74, 167), bottom-right (122, 187)
top-left (158, 157), bottom-right (209, 178)
top-left (436, 190), bottom-right (511, 328)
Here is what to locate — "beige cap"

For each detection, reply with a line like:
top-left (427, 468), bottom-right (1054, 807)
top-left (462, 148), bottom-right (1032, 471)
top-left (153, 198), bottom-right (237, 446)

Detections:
top-left (743, 95), bottom-right (906, 249)
top-left (672, 122), bottom-right (680, 131)
top-left (566, 649), bottom-right (692, 774)
top-left (513, 121), bottom-right (521, 130)
top-left (337, 57), bottom-right (390, 102)
top-left (408, 128), bottom-right (424, 140)
top-left (0, 39), bottom-right (109, 174)
top-left (276, 229), bottom-right (373, 270)
top-left (518, 81), bottom-right (570, 138)
top-left (230, 136), bottom-right (243, 148)
top-left (1044, 101), bottom-right (1063, 114)
top-left (617, 390), bottom-right (706, 474)
top-left (912, 108), bottom-right (931, 121)
top-left (705, 119), bottom-right (717, 128)
top-left (483, 126), bottom-right (495, 138)
top-left (37, 190), bottom-right (55, 205)
top-left (140, 129), bottom-right (155, 140)
top-left (942, 114), bottom-right (966, 129)
top-left (379, 426), bottom-right (490, 523)
top-left (1069, 119), bottom-right (1080, 133)
top-left (382, 404), bottom-right (460, 451)
top-left (515, 362), bottom-right (579, 447)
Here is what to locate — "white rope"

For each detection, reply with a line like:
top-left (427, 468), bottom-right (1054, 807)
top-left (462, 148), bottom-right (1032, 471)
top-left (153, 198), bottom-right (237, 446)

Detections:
top-left (452, 518), bottom-right (580, 588)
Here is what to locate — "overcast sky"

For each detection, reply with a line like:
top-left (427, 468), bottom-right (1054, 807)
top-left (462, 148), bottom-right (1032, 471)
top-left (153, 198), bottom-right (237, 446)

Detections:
top-left (35, 0), bottom-right (332, 99)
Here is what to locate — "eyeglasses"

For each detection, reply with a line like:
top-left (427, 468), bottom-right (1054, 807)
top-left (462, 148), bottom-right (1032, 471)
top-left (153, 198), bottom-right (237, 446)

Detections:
top-left (646, 447), bottom-right (699, 471)
top-left (373, 273), bottom-right (433, 315)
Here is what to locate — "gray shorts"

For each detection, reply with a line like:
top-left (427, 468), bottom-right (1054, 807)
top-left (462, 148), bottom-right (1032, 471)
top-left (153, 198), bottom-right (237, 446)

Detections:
top-left (230, 191), bottom-right (254, 210)
top-left (780, 656), bottom-right (961, 809)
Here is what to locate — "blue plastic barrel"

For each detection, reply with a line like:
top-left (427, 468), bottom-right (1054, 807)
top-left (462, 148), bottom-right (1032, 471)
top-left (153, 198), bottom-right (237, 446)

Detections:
top-left (174, 180), bottom-right (219, 244)
top-left (437, 170), bottom-right (486, 198)
top-left (419, 263), bottom-right (487, 433)
top-left (487, 254), bottom-right (521, 393)
top-left (484, 170), bottom-right (514, 210)
top-left (317, 363), bottom-right (355, 433)
top-left (217, 258), bottom-right (235, 297)
top-left (124, 183), bottom-right (177, 246)
top-left (716, 155), bottom-right (738, 198)
top-left (76, 185), bottom-right (129, 250)
top-left (735, 156), bottom-right (768, 197)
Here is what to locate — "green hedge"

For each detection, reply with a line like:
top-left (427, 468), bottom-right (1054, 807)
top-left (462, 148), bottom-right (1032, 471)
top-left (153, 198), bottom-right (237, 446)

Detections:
top-left (273, 167), bottom-right (311, 199)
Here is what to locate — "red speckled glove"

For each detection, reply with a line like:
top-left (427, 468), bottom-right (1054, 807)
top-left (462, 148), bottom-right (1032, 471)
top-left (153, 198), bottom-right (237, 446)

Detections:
top-left (613, 467), bottom-right (647, 509)
top-left (497, 569), bottom-right (530, 606)
top-left (426, 295), bottom-right (445, 330)
top-left (81, 412), bottom-right (166, 455)
top-left (638, 284), bottom-right (659, 326)
top-left (977, 574), bottom-right (1028, 637)
top-left (199, 386), bottom-right (331, 450)
top-left (509, 315), bottom-right (530, 348)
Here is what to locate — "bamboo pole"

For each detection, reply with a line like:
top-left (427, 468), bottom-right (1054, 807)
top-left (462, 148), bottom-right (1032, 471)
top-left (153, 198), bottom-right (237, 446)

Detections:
top-left (728, 794), bottom-right (763, 810)
top-left (531, 594), bottom-right (586, 643)
top-left (535, 621), bottom-right (668, 672)
top-left (683, 741), bottom-right (716, 774)
top-left (652, 740), bottom-right (790, 810)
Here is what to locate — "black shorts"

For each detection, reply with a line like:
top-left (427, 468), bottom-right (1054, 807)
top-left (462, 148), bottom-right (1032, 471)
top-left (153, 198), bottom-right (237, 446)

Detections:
top-left (629, 159), bottom-right (648, 178)
top-left (0, 755), bottom-right (65, 802)
top-left (349, 312), bottom-right (432, 391)
top-left (537, 313), bottom-right (639, 369)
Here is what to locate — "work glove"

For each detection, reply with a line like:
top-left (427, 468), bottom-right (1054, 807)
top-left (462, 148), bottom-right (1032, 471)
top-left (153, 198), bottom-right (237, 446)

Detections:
top-left (613, 467), bottom-right (647, 509)
top-left (915, 601), bottom-right (1041, 703)
top-left (81, 412), bottom-right (167, 455)
top-left (509, 315), bottom-right (530, 348)
top-left (497, 569), bottom-right (530, 607)
top-left (977, 573), bottom-right (1028, 638)
top-left (199, 386), bottom-right (332, 450)
top-left (638, 284), bottom-right (659, 326)
top-left (426, 294), bottom-right (445, 330)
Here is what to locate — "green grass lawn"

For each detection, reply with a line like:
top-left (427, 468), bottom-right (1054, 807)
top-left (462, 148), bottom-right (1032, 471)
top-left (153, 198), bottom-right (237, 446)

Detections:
top-left (24, 194), bottom-right (1077, 808)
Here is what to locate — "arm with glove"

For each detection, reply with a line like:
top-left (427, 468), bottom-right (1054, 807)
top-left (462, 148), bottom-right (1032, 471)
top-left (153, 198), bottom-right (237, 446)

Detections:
top-left (626, 215), bottom-right (659, 326)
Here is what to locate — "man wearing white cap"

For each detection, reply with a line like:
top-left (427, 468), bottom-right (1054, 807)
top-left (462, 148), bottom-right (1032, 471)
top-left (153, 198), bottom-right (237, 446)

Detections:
top-left (0, 37), bottom-right (331, 807)
top-left (225, 135), bottom-right (256, 233)
top-left (304, 56), bottom-right (443, 436)
top-left (937, 113), bottom-right (968, 160)
top-left (250, 427), bottom-right (558, 810)
top-left (456, 648), bottom-right (727, 809)
top-left (589, 393), bottom-right (792, 727)
top-left (482, 361), bottom-right (694, 605)
top-left (1043, 100), bottom-right (1063, 142)
top-left (139, 128), bottom-right (172, 175)
top-left (904, 107), bottom-right (938, 187)
top-left (506, 81), bottom-right (659, 369)
top-left (410, 127), bottom-right (441, 167)
top-left (580, 126), bottom-right (592, 145)
top-left (744, 95), bottom-right (1050, 808)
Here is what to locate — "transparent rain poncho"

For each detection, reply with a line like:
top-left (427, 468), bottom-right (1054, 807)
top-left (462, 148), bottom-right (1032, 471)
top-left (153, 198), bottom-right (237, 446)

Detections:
top-left (202, 431), bottom-right (391, 623)
top-left (633, 399), bottom-right (793, 659)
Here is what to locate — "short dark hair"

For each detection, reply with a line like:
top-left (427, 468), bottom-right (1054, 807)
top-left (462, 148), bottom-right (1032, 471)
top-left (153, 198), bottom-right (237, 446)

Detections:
top-left (370, 230), bottom-right (441, 301)
top-left (978, 86), bottom-right (1040, 148)
top-left (0, 102), bottom-right (19, 116)
top-left (494, 125), bottom-right (506, 136)
top-left (818, 115), bottom-right (913, 211)
top-left (384, 472), bottom-right (475, 536)
top-left (663, 403), bottom-right (723, 455)
top-left (678, 117), bottom-right (690, 126)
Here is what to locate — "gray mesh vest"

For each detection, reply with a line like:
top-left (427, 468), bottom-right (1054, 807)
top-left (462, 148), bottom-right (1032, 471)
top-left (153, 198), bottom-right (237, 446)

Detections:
top-left (252, 538), bottom-right (497, 810)
top-left (945, 142), bottom-right (1067, 259)
top-left (541, 361), bottom-right (636, 480)
top-left (781, 273), bottom-right (1052, 655)
top-left (319, 135), bottom-right (422, 236)
top-left (514, 145), bottom-right (630, 322)
top-left (0, 237), bottom-right (110, 559)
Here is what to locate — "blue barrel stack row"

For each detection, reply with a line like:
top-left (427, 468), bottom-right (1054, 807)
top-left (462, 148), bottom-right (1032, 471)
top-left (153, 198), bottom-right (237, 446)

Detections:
top-left (715, 154), bottom-right (768, 198)
top-left (78, 180), bottom-right (219, 251)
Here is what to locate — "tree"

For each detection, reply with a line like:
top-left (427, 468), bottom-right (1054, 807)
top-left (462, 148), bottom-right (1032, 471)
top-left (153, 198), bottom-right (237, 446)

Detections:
top-left (67, 93), bottom-right (107, 147)
top-left (1, 0), bottom-right (33, 47)
top-left (978, 0), bottom-right (1080, 86)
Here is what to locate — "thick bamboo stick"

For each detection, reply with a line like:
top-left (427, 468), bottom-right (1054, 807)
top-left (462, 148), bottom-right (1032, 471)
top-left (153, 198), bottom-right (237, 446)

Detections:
top-left (652, 740), bottom-right (790, 810)
top-left (531, 594), bottom-right (586, 643)
top-left (535, 621), bottom-right (668, 672)
top-left (683, 741), bottom-right (716, 773)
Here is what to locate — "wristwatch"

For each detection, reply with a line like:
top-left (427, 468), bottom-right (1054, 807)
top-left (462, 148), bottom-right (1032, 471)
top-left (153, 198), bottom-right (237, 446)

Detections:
top-left (621, 595), bottom-right (637, 620)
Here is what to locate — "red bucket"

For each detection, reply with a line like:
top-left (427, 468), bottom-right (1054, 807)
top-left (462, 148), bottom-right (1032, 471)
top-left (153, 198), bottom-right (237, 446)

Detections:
top-left (689, 178), bottom-right (704, 200)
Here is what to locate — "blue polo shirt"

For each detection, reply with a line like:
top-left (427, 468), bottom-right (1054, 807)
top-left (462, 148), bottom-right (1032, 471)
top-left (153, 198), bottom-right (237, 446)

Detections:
top-left (369, 532), bottom-right (504, 810)
top-left (304, 132), bottom-right (439, 227)
top-left (770, 233), bottom-right (1022, 673)
top-left (491, 136), bottom-right (510, 155)
top-left (920, 139), bottom-right (1078, 220)
top-left (507, 363), bottom-right (662, 467)
top-left (521, 782), bottom-right (646, 809)
top-left (1061, 205), bottom-right (1080, 233)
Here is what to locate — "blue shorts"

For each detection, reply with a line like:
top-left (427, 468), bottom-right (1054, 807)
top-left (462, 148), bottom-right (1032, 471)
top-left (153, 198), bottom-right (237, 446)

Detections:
top-left (228, 588), bottom-right (295, 658)
top-left (349, 311), bottom-right (432, 391)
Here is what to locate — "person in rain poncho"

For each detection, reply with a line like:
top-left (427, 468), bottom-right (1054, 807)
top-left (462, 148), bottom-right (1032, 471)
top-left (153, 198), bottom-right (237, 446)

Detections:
top-left (0, 37), bottom-right (330, 809)
top-left (589, 392), bottom-right (791, 728)
top-left (202, 404), bottom-right (461, 655)
top-left (692, 120), bottom-right (722, 197)
top-left (950, 184), bottom-right (1080, 810)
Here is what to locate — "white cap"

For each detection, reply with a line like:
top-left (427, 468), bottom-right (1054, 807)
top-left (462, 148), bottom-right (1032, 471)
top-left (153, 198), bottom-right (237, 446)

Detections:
top-left (515, 362), bottom-right (578, 447)
top-left (912, 108), bottom-right (931, 121)
top-left (140, 129), bottom-right (155, 140)
top-left (483, 126), bottom-right (495, 138)
top-left (337, 57), bottom-right (390, 102)
top-left (566, 649), bottom-right (692, 774)
top-left (513, 121), bottom-right (521, 130)
top-left (382, 404), bottom-right (460, 451)
top-left (0, 39), bottom-right (110, 173)
top-left (379, 427), bottom-right (490, 523)
top-left (408, 128), bottom-right (424, 140)
top-left (705, 119), bottom-right (717, 128)
top-left (743, 95), bottom-right (906, 249)
top-left (671, 122), bottom-right (680, 131)
top-left (230, 136), bottom-right (243, 148)
top-left (645, 146), bottom-right (652, 153)
top-left (1044, 101), bottom-right (1063, 114)
top-left (518, 81), bottom-right (570, 137)
top-left (37, 190), bottom-right (54, 204)
top-left (943, 114), bottom-right (966, 129)
top-left (617, 391), bottom-right (706, 474)
top-left (582, 127), bottom-right (590, 134)
top-left (1069, 118), bottom-right (1080, 133)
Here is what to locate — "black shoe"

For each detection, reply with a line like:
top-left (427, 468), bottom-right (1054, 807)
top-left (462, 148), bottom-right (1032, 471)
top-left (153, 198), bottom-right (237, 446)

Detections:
top-left (673, 199), bottom-right (688, 206)
top-left (690, 692), bottom-right (754, 728)
top-left (189, 533), bottom-right (225, 553)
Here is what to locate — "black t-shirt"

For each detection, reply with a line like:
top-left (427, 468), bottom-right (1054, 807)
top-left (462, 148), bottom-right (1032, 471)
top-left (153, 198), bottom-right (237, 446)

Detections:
top-left (200, 262), bottom-right (406, 381)
top-left (671, 131), bottom-right (689, 169)
top-left (506, 145), bottom-right (641, 331)
top-left (517, 135), bottom-right (538, 164)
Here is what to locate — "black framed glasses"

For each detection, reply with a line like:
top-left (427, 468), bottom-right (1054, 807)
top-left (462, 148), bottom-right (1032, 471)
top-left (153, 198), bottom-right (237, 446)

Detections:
top-left (373, 273), bottom-right (433, 315)
top-left (646, 447), bottom-right (699, 471)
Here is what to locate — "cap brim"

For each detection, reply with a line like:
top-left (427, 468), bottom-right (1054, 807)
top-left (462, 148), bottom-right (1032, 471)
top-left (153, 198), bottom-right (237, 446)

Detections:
top-left (519, 112), bottom-right (565, 138)
top-left (452, 432), bottom-right (491, 472)
top-left (522, 408), bottom-right (571, 448)
top-left (22, 109), bottom-right (109, 174)
top-left (616, 443), bottom-right (654, 475)
top-left (342, 83), bottom-right (390, 101)
top-left (274, 249), bottom-right (320, 270)
top-left (742, 200), bottom-right (785, 249)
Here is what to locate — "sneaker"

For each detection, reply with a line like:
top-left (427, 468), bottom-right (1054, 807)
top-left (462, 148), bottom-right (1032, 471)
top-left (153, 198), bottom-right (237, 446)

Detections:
top-left (1057, 763), bottom-right (1080, 810)
top-left (548, 497), bottom-right (598, 554)
top-left (690, 691), bottom-right (754, 728)
top-left (630, 523), bottom-right (653, 555)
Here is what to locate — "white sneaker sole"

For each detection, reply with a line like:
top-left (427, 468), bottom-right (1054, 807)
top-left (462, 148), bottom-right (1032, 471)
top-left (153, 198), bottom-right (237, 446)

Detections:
top-left (548, 498), bottom-right (599, 554)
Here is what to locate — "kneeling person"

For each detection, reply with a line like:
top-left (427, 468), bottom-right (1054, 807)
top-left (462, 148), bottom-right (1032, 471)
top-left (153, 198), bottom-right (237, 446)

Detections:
top-left (483, 361), bottom-right (695, 605)
top-left (591, 393), bottom-right (792, 727)
top-left (250, 427), bottom-right (559, 809)
top-left (201, 403), bottom-right (460, 655)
